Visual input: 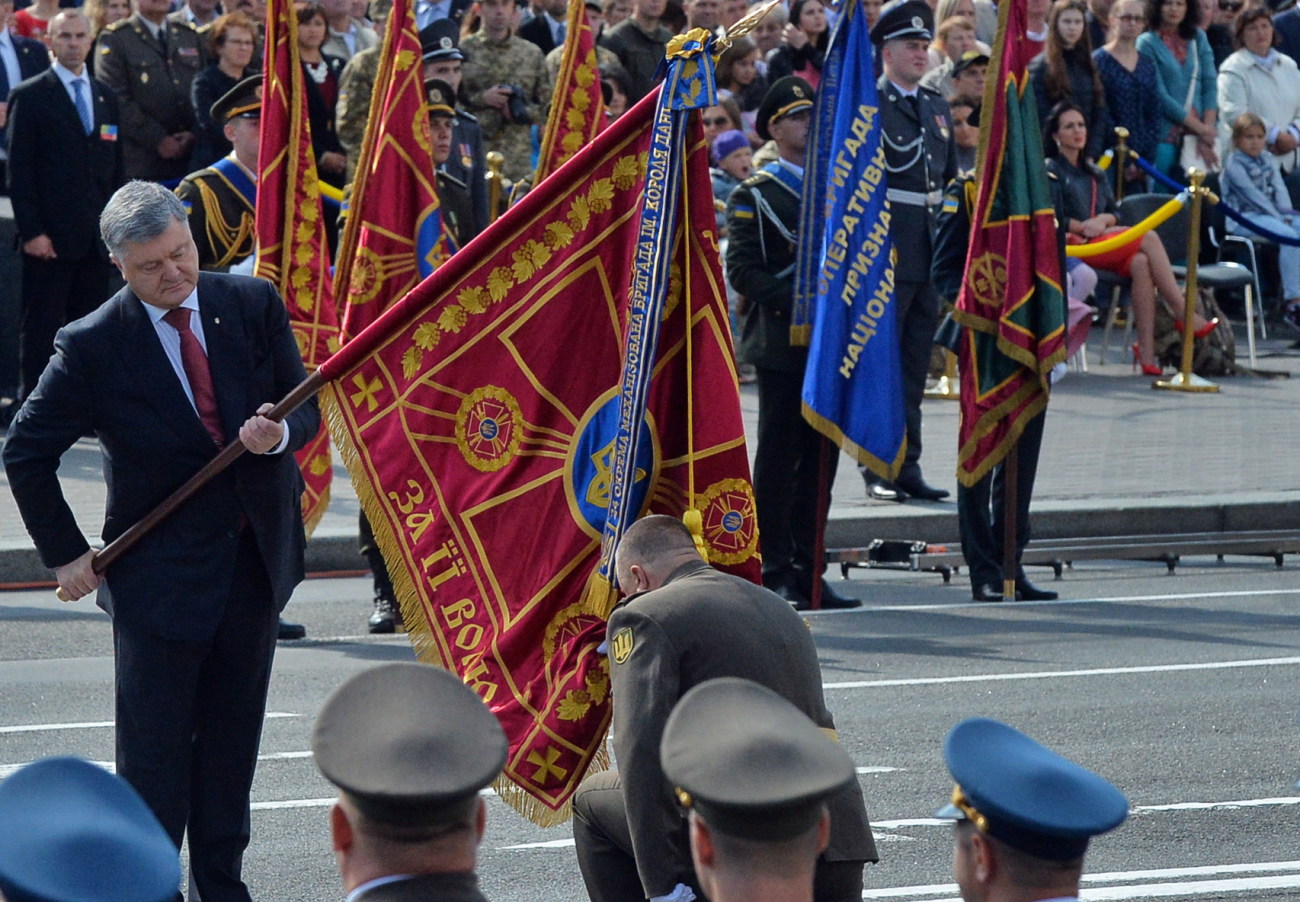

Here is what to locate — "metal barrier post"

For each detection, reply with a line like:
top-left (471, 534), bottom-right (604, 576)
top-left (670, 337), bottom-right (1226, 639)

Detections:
top-left (1155, 169), bottom-right (1220, 393)
top-left (1113, 126), bottom-right (1129, 202)
top-left (486, 151), bottom-right (505, 224)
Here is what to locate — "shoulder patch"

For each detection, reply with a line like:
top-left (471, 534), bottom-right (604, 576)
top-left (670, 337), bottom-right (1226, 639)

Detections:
top-left (610, 627), bottom-right (634, 664)
top-left (741, 170), bottom-right (772, 187)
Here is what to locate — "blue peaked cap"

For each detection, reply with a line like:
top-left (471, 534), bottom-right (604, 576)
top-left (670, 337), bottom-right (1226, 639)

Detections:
top-left (0, 757), bottom-right (180, 902)
top-left (936, 718), bottom-right (1129, 861)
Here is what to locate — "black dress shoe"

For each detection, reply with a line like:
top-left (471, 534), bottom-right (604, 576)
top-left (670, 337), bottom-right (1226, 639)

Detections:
top-left (277, 618), bottom-right (306, 641)
top-left (867, 482), bottom-right (905, 503)
top-left (1015, 579), bottom-right (1059, 601)
top-left (971, 584), bottom-right (1004, 602)
top-left (815, 579), bottom-right (863, 609)
top-left (367, 594), bottom-right (404, 634)
top-left (895, 476), bottom-right (950, 501)
top-left (769, 581), bottom-right (811, 609)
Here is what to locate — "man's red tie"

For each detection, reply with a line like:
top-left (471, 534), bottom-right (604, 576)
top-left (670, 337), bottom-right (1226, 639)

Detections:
top-left (163, 307), bottom-right (224, 446)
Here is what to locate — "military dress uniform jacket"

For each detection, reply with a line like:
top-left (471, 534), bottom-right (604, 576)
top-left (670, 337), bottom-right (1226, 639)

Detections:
top-left (95, 14), bottom-right (207, 181)
top-left (877, 75), bottom-right (956, 283)
top-left (606, 560), bottom-right (878, 897)
top-left (437, 169), bottom-right (477, 247)
top-left (725, 160), bottom-right (806, 374)
top-left (175, 156), bottom-right (256, 270)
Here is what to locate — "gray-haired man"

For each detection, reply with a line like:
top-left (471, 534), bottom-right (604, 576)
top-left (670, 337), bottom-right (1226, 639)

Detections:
top-left (3, 180), bottom-right (320, 902)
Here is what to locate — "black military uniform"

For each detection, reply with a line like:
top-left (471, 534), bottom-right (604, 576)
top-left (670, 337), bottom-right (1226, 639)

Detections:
top-left (422, 19), bottom-right (489, 236)
top-left (95, 12), bottom-right (208, 182)
top-left (175, 76), bottom-right (260, 271)
top-left (864, 0), bottom-right (957, 504)
top-left (724, 77), bottom-right (857, 610)
top-left (312, 663), bottom-right (507, 902)
top-left (426, 78), bottom-right (478, 248)
top-left (572, 557), bottom-right (878, 902)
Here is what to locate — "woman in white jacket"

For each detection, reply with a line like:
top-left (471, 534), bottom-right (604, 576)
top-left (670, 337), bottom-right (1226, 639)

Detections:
top-left (1217, 7), bottom-right (1300, 174)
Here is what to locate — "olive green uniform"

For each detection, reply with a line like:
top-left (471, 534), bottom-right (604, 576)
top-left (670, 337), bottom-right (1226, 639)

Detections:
top-left (460, 32), bottom-right (551, 182)
top-left (95, 13), bottom-right (208, 182)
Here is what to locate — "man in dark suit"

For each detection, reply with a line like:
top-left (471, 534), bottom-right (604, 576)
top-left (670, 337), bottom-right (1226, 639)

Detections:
top-left (9, 9), bottom-right (124, 402)
top-left (313, 663), bottom-right (508, 902)
top-left (863, 0), bottom-right (957, 504)
top-left (3, 181), bottom-right (320, 902)
top-left (95, 0), bottom-right (207, 181)
top-left (571, 516), bottom-right (878, 902)
top-left (0, 0), bottom-right (53, 191)
top-left (518, 0), bottom-right (566, 54)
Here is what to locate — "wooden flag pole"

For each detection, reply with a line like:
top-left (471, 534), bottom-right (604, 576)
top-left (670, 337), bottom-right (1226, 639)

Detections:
top-left (1001, 440), bottom-right (1018, 601)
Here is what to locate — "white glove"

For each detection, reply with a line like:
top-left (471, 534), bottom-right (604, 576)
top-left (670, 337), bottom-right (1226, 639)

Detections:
top-left (649, 884), bottom-right (697, 902)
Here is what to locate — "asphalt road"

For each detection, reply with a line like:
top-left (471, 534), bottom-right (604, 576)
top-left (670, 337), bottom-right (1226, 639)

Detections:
top-left (2, 557), bottom-right (1298, 902)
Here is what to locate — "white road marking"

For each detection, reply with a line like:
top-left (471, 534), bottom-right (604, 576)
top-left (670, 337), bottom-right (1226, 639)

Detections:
top-left (0, 712), bottom-right (297, 734)
top-left (857, 766), bottom-right (901, 774)
top-left (855, 587), bottom-right (1300, 614)
top-left (824, 655), bottom-right (1300, 690)
top-left (863, 859), bottom-right (1300, 900)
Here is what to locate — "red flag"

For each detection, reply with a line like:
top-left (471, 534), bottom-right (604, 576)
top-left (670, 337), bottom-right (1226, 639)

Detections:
top-left (256, 0), bottom-right (342, 531)
top-left (335, 0), bottom-right (452, 340)
top-left (953, 0), bottom-right (1066, 486)
top-left (318, 90), bottom-right (757, 823)
top-left (533, 0), bottom-right (606, 184)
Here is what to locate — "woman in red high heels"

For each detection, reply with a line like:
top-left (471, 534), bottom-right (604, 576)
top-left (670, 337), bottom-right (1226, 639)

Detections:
top-left (1045, 101), bottom-right (1216, 374)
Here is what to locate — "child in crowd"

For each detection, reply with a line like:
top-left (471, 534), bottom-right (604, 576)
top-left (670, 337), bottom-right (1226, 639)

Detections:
top-left (1220, 112), bottom-right (1300, 327)
top-left (710, 130), bottom-right (753, 236)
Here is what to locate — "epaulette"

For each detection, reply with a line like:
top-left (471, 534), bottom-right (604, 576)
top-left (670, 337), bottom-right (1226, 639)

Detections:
top-left (741, 170), bottom-right (773, 187)
top-left (919, 83), bottom-right (944, 98)
top-left (101, 18), bottom-right (130, 33)
top-left (1045, 169), bottom-right (1059, 181)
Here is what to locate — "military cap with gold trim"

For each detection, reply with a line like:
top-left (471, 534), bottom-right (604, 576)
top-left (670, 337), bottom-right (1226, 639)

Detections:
top-left (312, 662), bottom-right (507, 829)
top-left (870, 0), bottom-right (933, 44)
top-left (660, 677), bottom-right (855, 842)
top-left (755, 75), bottom-right (815, 142)
top-left (936, 718), bottom-right (1128, 861)
top-left (420, 18), bottom-right (465, 62)
top-left (211, 74), bottom-right (262, 122)
top-left (425, 78), bottom-right (458, 119)
top-left (0, 757), bottom-right (180, 902)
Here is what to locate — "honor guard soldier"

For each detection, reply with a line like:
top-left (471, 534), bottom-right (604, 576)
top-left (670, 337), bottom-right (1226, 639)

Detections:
top-left (660, 678), bottom-right (860, 902)
top-left (936, 718), bottom-right (1129, 902)
top-left (422, 19), bottom-right (488, 236)
top-left (312, 663), bottom-right (508, 902)
top-left (724, 77), bottom-right (858, 610)
top-left (176, 75), bottom-right (261, 271)
top-left (864, 0), bottom-right (957, 504)
top-left (0, 757), bottom-right (181, 902)
top-left (95, 0), bottom-right (207, 182)
top-left (426, 78), bottom-right (478, 247)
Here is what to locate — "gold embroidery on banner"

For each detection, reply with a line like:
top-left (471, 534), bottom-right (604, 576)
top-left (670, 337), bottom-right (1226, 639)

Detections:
top-left (697, 478), bottom-right (758, 565)
top-left (966, 252), bottom-right (1008, 311)
top-left (455, 386), bottom-right (523, 472)
top-left (526, 746), bottom-right (568, 782)
top-left (349, 373), bottom-right (383, 411)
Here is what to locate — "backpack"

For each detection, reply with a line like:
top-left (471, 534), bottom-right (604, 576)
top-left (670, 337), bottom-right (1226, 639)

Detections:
top-left (1154, 287), bottom-right (1236, 377)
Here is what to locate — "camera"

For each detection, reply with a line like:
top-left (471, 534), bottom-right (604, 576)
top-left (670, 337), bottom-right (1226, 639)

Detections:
top-left (505, 86), bottom-right (531, 124)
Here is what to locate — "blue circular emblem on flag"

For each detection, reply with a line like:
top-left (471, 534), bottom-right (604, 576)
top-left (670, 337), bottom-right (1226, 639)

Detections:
top-left (567, 393), bottom-right (657, 536)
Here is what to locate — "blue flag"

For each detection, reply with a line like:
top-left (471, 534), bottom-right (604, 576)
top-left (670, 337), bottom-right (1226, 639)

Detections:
top-left (791, 0), bottom-right (904, 479)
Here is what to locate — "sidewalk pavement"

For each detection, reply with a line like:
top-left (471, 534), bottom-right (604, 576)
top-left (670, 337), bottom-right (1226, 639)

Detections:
top-left (2, 327), bottom-right (1298, 585)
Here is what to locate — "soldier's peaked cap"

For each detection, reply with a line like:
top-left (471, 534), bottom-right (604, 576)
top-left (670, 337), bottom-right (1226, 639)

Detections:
top-left (312, 663), bottom-right (507, 828)
top-left (661, 678), bottom-right (855, 842)
top-left (936, 718), bottom-right (1129, 861)
top-left (755, 75), bottom-right (814, 141)
top-left (211, 74), bottom-right (262, 122)
top-left (421, 18), bottom-right (465, 61)
top-left (871, 0), bottom-right (934, 44)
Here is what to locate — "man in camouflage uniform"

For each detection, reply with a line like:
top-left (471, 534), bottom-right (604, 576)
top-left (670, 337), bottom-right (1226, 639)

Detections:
top-left (95, 0), bottom-right (208, 182)
top-left (461, 0), bottom-right (551, 183)
top-left (175, 75), bottom-right (260, 271)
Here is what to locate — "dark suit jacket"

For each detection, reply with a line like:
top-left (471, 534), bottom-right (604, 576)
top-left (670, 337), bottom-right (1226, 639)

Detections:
top-left (606, 560), bottom-right (878, 898)
top-left (0, 33), bottom-right (52, 147)
top-left (7, 69), bottom-right (124, 259)
top-left (356, 873), bottom-right (488, 902)
top-left (517, 14), bottom-right (560, 55)
top-left (3, 273), bottom-right (320, 642)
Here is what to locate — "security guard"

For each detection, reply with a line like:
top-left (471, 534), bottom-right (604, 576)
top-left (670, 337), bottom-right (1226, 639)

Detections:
top-left (427, 78), bottom-right (478, 248)
top-left (724, 76), bottom-right (857, 610)
top-left (175, 75), bottom-right (261, 271)
top-left (0, 757), bottom-right (180, 902)
top-left (95, 0), bottom-right (207, 182)
top-left (312, 662), bottom-right (508, 902)
top-left (864, 0), bottom-right (957, 504)
top-left (422, 18), bottom-right (489, 236)
top-left (936, 717), bottom-right (1129, 902)
top-left (571, 515), bottom-right (877, 902)
top-left (660, 678), bottom-right (859, 902)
